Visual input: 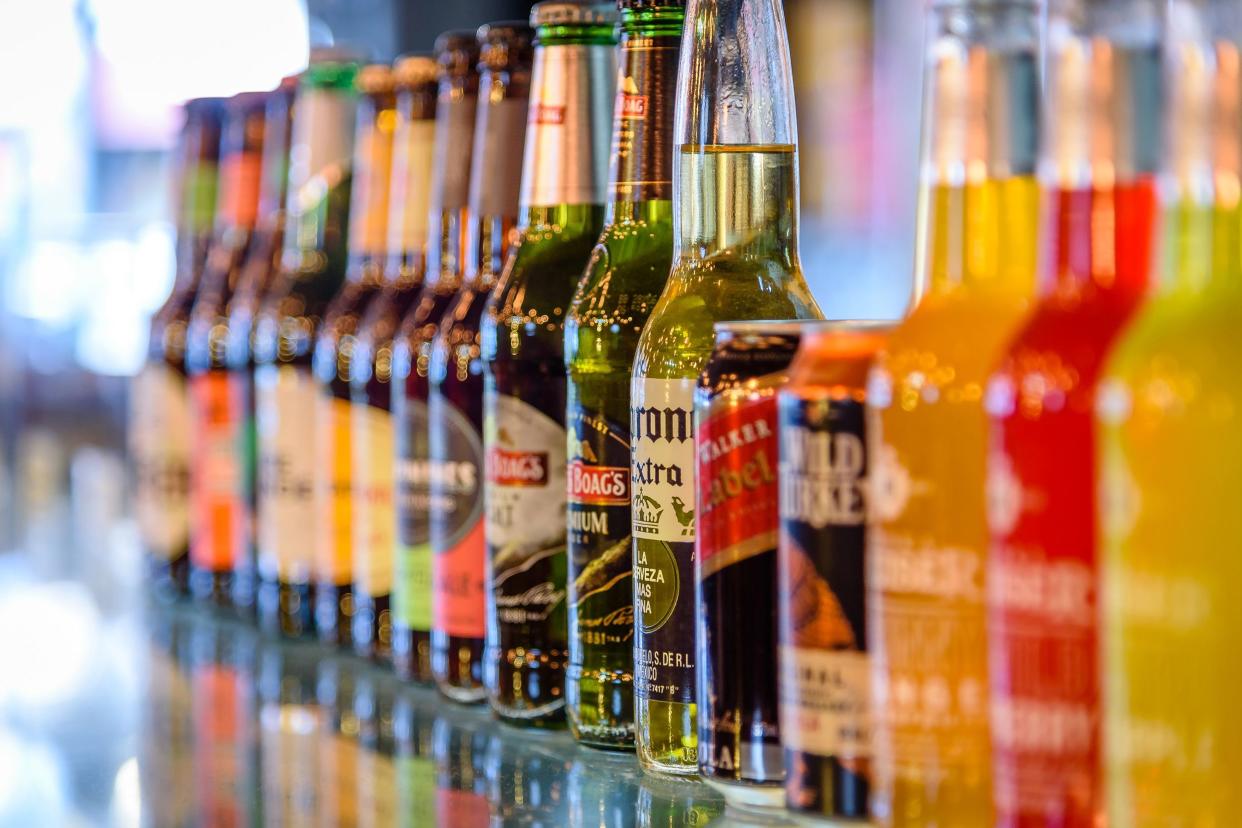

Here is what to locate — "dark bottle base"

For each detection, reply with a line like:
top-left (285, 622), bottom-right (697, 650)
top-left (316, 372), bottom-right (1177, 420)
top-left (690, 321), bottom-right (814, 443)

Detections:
top-left (257, 577), bottom-right (314, 638)
top-left (314, 582), bottom-right (354, 648)
top-left (189, 566), bottom-right (254, 616)
top-left (392, 625), bottom-right (433, 684)
top-left (784, 751), bottom-right (871, 823)
top-left (432, 632), bottom-right (486, 703)
top-left (351, 592), bottom-right (393, 663)
top-left (566, 663), bottom-right (635, 750)
top-left (486, 645), bottom-right (568, 727)
top-left (148, 553), bottom-right (190, 599)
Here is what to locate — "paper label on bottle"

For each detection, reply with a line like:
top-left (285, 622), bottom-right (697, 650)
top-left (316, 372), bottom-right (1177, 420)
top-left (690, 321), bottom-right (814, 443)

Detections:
top-left (630, 378), bottom-right (697, 543)
top-left (484, 390), bottom-right (568, 626)
top-left (189, 371), bottom-right (250, 572)
top-left (779, 646), bottom-right (871, 757)
top-left (429, 394), bottom-right (485, 638)
top-left (255, 364), bottom-right (317, 583)
top-left (388, 119), bottom-right (436, 257)
top-left (314, 394), bottom-right (354, 586)
top-left (395, 394), bottom-right (433, 632)
top-left (130, 363), bottom-right (192, 558)
top-left (353, 403), bottom-right (397, 598)
top-left (697, 394), bottom-right (779, 579)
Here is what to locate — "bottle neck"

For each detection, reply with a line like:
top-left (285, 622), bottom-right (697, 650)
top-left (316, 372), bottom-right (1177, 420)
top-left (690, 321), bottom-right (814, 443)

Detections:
top-left (518, 40), bottom-right (615, 220)
top-left (346, 93), bottom-right (397, 277)
top-left (1037, 0), bottom-right (1162, 298)
top-left (385, 84), bottom-right (437, 279)
top-left (606, 10), bottom-right (682, 222)
top-left (914, 2), bottom-right (1041, 299)
top-left (256, 92), bottom-right (294, 231)
top-left (426, 80), bottom-right (478, 289)
top-left (465, 65), bottom-right (529, 288)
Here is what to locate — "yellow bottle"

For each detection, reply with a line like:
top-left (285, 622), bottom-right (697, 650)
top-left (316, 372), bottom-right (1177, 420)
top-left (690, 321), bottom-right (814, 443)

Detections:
top-left (864, 1), bottom-right (1041, 823)
top-left (1097, 8), bottom-right (1242, 823)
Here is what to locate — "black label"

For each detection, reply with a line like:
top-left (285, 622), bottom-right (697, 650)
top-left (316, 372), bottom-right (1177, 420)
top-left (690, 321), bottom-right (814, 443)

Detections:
top-left (566, 397), bottom-right (633, 650)
top-left (611, 34), bottom-right (679, 202)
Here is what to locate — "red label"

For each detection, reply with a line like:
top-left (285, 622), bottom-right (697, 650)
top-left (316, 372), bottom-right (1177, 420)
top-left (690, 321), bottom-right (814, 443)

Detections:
top-left (566, 461), bottom-right (629, 506)
top-left (619, 95), bottom-right (649, 119)
top-left (532, 104), bottom-right (565, 125)
top-left (434, 519), bottom-right (486, 638)
top-left (696, 396), bottom-right (779, 579)
top-left (486, 449), bottom-right (548, 487)
top-left (190, 372), bottom-right (249, 572)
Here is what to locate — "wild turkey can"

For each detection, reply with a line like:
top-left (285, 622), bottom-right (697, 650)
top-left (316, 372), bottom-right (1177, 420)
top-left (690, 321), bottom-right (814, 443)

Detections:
top-left (775, 321), bottom-right (890, 822)
top-left (694, 320), bottom-right (806, 804)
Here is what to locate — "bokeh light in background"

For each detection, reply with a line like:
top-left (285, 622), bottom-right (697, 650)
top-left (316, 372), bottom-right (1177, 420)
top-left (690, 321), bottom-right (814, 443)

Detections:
top-left (0, 0), bottom-right (309, 379)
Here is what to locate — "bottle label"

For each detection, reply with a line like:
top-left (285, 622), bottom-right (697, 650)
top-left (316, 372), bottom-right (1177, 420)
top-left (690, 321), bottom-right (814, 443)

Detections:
top-left (696, 394), bottom-right (779, 579)
top-left (130, 363), bottom-right (192, 558)
top-left (220, 150), bottom-right (262, 229)
top-left (395, 396), bottom-right (433, 633)
top-left (429, 393), bottom-right (485, 639)
top-left (353, 403), bottom-right (396, 598)
top-left (777, 396), bottom-right (871, 759)
top-left (567, 393), bottom-right (634, 649)
top-left (612, 33), bottom-right (678, 201)
top-left (314, 394), bottom-right (354, 586)
top-left (189, 371), bottom-right (250, 572)
top-left (484, 391), bottom-right (568, 625)
top-left (630, 377), bottom-right (697, 705)
top-left (255, 364), bottom-right (317, 583)
top-left (348, 109), bottom-right (396, 258)
top-left (471, 99), bottom-right (527, 219)
top-left (388, 119), bottom-right (436, 257)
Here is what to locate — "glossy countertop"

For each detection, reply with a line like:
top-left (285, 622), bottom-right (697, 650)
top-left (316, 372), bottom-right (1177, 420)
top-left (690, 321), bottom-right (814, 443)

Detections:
top-left (0, 531), bottom-right (805, 827)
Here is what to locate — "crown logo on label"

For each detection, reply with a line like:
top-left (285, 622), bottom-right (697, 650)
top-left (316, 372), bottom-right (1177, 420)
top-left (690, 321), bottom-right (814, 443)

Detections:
top-left (633, 490), bottom-right (663, 532)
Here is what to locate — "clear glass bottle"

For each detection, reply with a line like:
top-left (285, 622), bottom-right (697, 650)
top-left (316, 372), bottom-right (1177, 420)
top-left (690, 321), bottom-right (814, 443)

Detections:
top-left (629, 0), bottom-right (823, 778)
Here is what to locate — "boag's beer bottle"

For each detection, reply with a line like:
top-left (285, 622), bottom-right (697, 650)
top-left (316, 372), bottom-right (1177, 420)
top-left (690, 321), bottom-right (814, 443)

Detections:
top-left (985, 0), bottom-right (1161, 822)
top-left (384, 31), bottom-right (480, 664)
top-left (563, 0), bottom-right (684, 748)
top-left (480, 0), bottom-right (616, 726)
top-left (1097, 3), bottom-right (1242, 822)
top-left (350, 53), bottom-right (439, 673)
top-left (425, 22), bottom-right (532, 701)
top-left (132, 97), bottom-right (224, 597)
top-left (865, 0), bottom-right (1040, 823)
top-left (309, 64), bottom-right (396, 646)
top-left (629, 0), bottom-right (823, 777)
top-left (185, 92), bottom-right (269, 611)
top-left (252, 60), bottom-right (359, 636)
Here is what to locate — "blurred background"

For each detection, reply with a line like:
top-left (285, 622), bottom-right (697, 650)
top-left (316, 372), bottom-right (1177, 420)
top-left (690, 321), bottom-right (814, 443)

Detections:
top-left (0, 1), bottom-right (918, 823)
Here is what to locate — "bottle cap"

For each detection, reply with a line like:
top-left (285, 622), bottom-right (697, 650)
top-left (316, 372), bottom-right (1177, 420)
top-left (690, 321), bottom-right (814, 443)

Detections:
top-left (435, 29), bottom-right (482, 78)
top-left (393, 53), bottom-right (438, 89)
top-left (531, 1), bottom-right (618, 27)
top-left (355, 63), bottom-right (396, 96)
top-left (619, 0), bottom-right (686, 9)
top-left (477, 21), bottom-right (536, 71)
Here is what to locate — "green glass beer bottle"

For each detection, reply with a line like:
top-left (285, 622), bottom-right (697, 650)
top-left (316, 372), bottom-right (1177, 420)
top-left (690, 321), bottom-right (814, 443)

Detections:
top-left (251, 60), bottom-right (358, 635)
top-left (481, 0), bottom-right (616, 726)
top-left (563, 0), bottom-right (684, 748)
top-left (425, 22), bottom-right (533, 702)
top-left (629, 0), bottom-right (823, 776)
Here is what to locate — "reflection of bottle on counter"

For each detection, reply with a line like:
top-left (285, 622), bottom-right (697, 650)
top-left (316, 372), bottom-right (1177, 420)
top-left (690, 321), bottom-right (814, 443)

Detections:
top-left (353, 669), bottom-right (400, 827)
top-left (258, 635), bottom-right (323, 826)
top-left (432, 701), bottom-right (494, 827)
top-left (484, 725), bottom-right (572, 825)
top-left (314, 653), bottom-right (357, 826)
top-left (188, 617), bottom-right (260, 826)
top-left (635, 772), bottom-right (725, 828)
top-left (567, 744), bottom-right (642, 828)
top-left (394, 687), bottom-right (437, 828)
top-left (140, 607), bottom-right (195, 827)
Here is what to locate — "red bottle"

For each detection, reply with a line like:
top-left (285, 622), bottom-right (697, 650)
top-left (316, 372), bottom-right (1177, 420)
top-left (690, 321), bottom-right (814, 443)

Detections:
top-left (983, 5), bottom-right (1162, 825)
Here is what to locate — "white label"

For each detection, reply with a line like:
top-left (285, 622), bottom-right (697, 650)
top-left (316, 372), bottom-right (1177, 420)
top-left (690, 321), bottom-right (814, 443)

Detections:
top-left (630, 378), bottom-right (696, 542)
top-left (130, 363), bottom-right (191, 556)
top-left (256, 365), bottom-right (317, 583)
top-left (484, 391), bottom-right (567, 552)
top-left (779, 645), bottom-right (871, 757)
